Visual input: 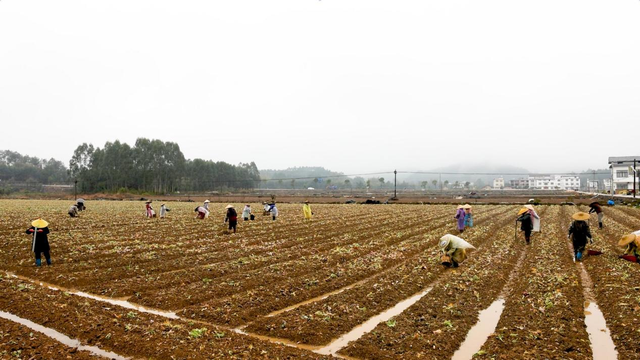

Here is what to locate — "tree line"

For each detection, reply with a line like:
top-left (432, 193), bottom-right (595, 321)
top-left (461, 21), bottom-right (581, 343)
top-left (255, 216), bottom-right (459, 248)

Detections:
top-left (69, 138), bottom-right (260, 193)
top-left (0, 138), bottom-right (261, 194)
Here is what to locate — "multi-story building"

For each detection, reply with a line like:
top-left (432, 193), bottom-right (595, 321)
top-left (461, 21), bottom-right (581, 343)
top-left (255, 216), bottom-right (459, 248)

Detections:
top-left (509, 178), bottom-right (531, 189)
top-left (608, 156), bottom-right (640, 193)
top-left (507, 175), bottom-right (580, 190)
top-left (492, 178), bottom-right (504, 189)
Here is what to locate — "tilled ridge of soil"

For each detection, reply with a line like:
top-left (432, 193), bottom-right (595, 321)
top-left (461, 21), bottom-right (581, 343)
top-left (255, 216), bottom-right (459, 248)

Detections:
top-left (336, 206), bottom-right (531, 358)
top-left (244, 207), bottom-right (518, 345)
top-left (476, 206), bottom-right (592, 359)
top-left (573, 206), bottom-right (640, 359)
top-left (0, 276), bottom-right (331, 359)
top-left (0, 317), bottom-right (101, 359)
top-left (175, 207), bottom-right (514, 327)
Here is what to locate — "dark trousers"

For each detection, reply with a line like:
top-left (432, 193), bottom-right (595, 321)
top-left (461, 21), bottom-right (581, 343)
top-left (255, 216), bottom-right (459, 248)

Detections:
top-left (35, 251), bottom-right (51, 264)
top-left (228, 220), bottom-right (237, 233)
top-left (524, 230), bottom-right (532, 244)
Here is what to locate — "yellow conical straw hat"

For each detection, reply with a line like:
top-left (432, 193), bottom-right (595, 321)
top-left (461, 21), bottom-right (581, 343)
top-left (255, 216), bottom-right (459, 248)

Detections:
top-left (571, 212), bottom-right (590, 221)
top-left (31, 219), bottom-right (49, 228)
top-left (618, 233), bottom-right (638, 247)
top-left (517, 208), bottom-right (528, 215)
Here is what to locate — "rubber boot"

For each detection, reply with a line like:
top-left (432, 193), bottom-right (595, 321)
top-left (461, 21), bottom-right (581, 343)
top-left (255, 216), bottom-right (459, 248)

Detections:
top-left (46, 258), bottom-right (52, 265)
top-left (35, 258), bottom-right (41, 267)
top-left (599, 222), bottom-right (603, 229)
top-left (576, 251), bottom-right (582, 261)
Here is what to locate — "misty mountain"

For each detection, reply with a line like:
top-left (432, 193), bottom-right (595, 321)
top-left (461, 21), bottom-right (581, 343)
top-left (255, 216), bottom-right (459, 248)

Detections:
top-left (401, 163), bottom-right (531, 186)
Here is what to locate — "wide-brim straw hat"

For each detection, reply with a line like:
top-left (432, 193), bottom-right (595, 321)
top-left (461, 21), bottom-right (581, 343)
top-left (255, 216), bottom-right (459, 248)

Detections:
top-left (572, 212), bottom-right (590, 221)
top-left (463, 204), bottom-right (472, 209)
top-left (205, 200), bottom-right (210, 203)
top-left (31, 219), bottom-right (49, 228)
top-left (439, 234), bottom-right (476, 250)
top-left (619, 233), bottom-right (638, 246)
top-left (304, 200), bottom-right (309, 203)
top-left (225, 204), bottom-right (234, 209)
top-left (517, 207), bottom-right (528, 215)
top-left (439, 237), bottom-right (451, 249)
top-left (457, 205), bottom-right (464, 209)
top-left (524, 204), bottom-right (535, 211)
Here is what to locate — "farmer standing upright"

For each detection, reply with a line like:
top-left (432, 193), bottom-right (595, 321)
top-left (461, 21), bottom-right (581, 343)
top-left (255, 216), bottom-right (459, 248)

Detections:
top-left (303, 200), bottom-right (312, 220)
top-left (589, 202), bottom-right (604, 229)
top-left (242, 204), bottom-right (252, 221)
top-left (454, 206), bottom-right (466, 233)
top-left (25, 218), bottom-right (52, 267)
top-left (463, 204), bottom-right (473, 229)
top-left (145, 201), bottom-right (154, 218)
top-left (568, 212), bottom-right (593, 261)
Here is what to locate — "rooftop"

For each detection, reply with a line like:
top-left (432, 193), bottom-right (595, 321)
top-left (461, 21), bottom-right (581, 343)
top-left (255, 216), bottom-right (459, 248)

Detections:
top-left (608, 156), bottom-right (640, 164)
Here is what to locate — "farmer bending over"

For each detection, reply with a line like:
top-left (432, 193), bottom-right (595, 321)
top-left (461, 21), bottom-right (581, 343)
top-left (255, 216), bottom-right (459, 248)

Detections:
top-left (439, 234), bottom-right (475, 268)
top-left (618, 231), bottom-right (640, 263)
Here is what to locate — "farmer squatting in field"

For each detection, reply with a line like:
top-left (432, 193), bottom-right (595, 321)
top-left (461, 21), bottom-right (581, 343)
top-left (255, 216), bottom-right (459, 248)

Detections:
top-left (439, 234), bottom-right (475, 268)
top-left (568, 212), bottom-right (593, 261)
top-left (25, 218), bottom-right (52, 267)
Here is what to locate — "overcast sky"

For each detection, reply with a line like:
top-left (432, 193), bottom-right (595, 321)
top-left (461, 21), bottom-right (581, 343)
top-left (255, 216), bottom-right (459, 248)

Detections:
top-left (1, 0), bottom-right (639, 175)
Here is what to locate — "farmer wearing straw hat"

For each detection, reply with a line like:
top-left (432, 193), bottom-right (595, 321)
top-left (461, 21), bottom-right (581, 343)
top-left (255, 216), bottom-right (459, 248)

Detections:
top-left (303, 200), bottom-right (313, 220)
top-left (568, 212), bottom-right (593, 261)
top-left (516, 207), bottom-right (533, 244)
top-left (204, 200), bottom-right (210, 211)
top-left (618, 231), bottom-right (640, 263)
top-left (454, 206), bottom-right (466, 233)
top-left (439, 234), bottom-right (475, 268)
top-left (224, 204), bottom-right (238, 233)
top-left (463, 204), bottom-right (473, 228)
top-left (524, 204), bottom-right (541, 232)
top-left (588, 202), bottom-right (604, 229)
top-left (25, 219), bottom-right (52, 267)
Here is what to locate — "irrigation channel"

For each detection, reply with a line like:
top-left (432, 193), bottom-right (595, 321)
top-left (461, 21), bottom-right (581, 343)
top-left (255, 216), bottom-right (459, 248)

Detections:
top-left (0, 310), bottom-right (128, 360)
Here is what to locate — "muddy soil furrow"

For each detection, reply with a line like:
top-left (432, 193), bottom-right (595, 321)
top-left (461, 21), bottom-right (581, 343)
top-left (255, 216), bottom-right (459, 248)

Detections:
top-left (175, 207), bottom-right (516, 327)
top-left (244, 206), bottom-right (519, 345)
top-left (0, 276), bottom-right (330, 359)
top-left (570, 205), bottom-right (640, 359)
top-left (0, 317), bottom-right (101, 359)
top-left (337, 206), bottom-right (532, 358)
top-left (134, 206), bottom-right (508, 309)
top-left (476, 206), bottom-right (592, 359)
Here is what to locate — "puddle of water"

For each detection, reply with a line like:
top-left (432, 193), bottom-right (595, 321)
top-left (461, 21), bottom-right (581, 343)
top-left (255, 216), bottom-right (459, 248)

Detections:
top-left (584, 302), bottom-right (617, 360)
top-left (74, 291), bottom-right (179, 319)
top-left (315, 287), bottom-right (433, 356)
top-left (451, 298), bottom-right (505, 360)
top-left (0, 310), bottom-right (128, 360)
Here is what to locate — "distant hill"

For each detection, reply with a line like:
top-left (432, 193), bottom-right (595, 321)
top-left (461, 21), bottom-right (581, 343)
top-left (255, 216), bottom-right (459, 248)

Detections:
top-left (259, 166), bottom-right (348, 189)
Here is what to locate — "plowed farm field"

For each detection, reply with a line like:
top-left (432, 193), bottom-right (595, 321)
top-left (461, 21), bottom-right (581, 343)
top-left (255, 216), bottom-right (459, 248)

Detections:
top-left (0, 200), bottom-right (638, 359)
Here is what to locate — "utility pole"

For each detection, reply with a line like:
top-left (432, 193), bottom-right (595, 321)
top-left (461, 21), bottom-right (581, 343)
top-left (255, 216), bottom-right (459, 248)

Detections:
top-left (634, 159), bottom-right (637, 198)
top-left (393, 170), bottom-right (397, 199)
top-left (74, 179), bottom-right (78, 200)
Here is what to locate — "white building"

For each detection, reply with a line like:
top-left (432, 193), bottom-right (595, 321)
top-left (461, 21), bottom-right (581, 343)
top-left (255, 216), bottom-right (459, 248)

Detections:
top-left (608, 156), bottom-right (640, 193)
top-left (529, 175), bottom-right (580, 190)
top-left (586, 179), bottom-right (600, 192)
top-left (492, 178), bottom-right (504, 189)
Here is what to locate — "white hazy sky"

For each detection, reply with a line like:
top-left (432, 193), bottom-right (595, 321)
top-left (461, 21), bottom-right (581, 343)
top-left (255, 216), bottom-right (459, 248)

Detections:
top-left (1, 0), bottom-right (639, 175)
